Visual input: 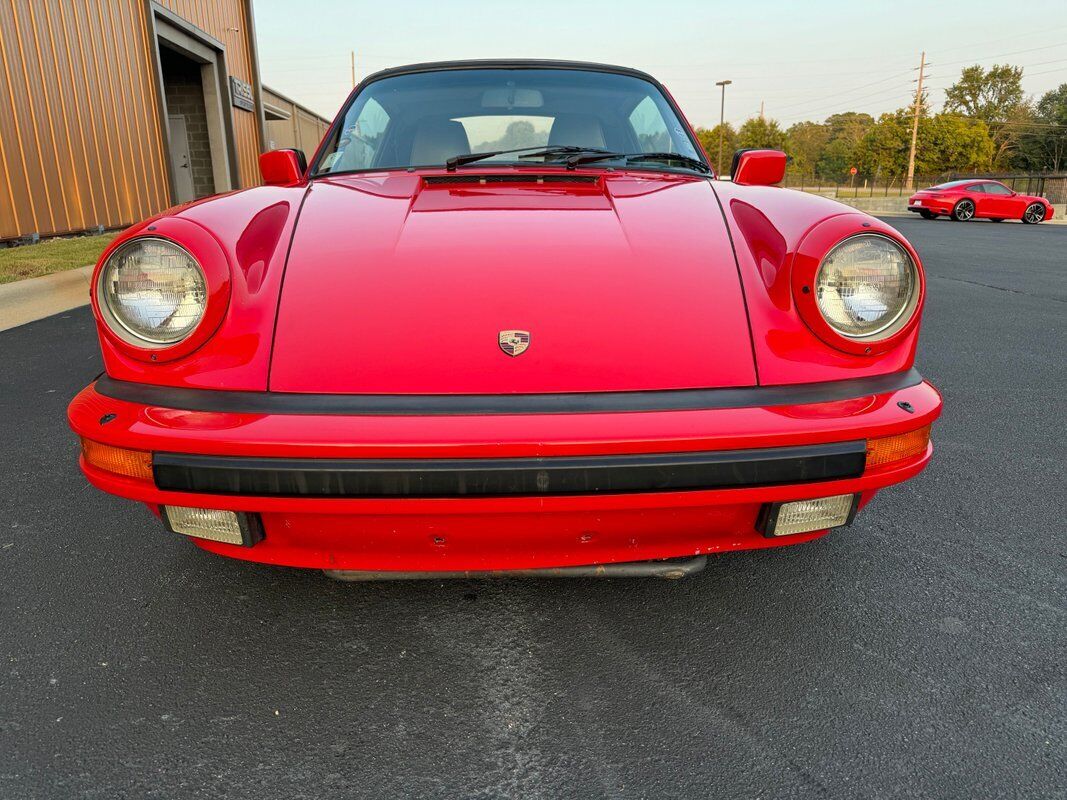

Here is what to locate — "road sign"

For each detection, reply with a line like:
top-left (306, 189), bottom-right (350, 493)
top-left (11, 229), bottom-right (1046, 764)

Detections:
top-left (849, 167), bottom-right (858, 175)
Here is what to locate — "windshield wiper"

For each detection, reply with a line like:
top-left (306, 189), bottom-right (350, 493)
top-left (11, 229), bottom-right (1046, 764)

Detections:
top-left (445, 145), bottom-right (612, 171)
top-left (517, 146), bottom-right (614, 160)
top-left (565, 151), bottom-right (711, 174)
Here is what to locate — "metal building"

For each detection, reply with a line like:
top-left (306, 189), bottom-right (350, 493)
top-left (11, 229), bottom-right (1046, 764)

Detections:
top-left (263, 86), bottom-right (330, 153)
top-left (0, 1), bottom-right (299, 242)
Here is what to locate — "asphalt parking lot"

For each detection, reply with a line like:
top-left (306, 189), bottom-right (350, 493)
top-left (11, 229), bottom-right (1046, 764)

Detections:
top-left (1, 217), bottom-right (1064, 799)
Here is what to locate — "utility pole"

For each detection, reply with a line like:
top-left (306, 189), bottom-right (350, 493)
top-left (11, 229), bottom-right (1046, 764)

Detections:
top-left (759, 100), bottom-right (764, 121)
top-left (351, 50), bottom-right (356, 88)
top-left (715, 79), bottom-right (732, 175)
top-left (906, 51), bottom-right (926, 191)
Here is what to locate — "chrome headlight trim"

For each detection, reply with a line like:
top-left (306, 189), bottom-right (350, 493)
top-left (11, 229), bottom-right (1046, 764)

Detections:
top-left (814, 232), bottom-right (919, 341)
top-left (97, 237), bottom-right (208, 348)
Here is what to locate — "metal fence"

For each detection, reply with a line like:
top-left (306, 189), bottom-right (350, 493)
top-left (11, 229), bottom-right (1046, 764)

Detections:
top-left (782, 172), bottom-right (1067, 204)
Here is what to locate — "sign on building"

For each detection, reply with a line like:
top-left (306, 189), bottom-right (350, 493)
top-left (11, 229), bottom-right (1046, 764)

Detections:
top-left (230, 76), bottom-right (255, 112)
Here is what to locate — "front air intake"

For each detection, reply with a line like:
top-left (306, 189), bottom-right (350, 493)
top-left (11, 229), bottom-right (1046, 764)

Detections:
top-left (423, 174), bottom-right (600, 186)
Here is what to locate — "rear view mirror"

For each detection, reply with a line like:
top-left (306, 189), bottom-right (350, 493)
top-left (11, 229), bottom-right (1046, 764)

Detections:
top-left (481, 87), bottom-right (544, 109)
top-left (259, 149), bottom-right (307, 186)
top-left (730, 149), bottom-right (787, 186)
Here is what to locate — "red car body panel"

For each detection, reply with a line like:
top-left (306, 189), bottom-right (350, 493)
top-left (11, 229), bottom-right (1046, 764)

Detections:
top-left (93, 186), bottom-right (308, 390)
top-left (69, 60), bottom-right (943, 574)
top-left (270, 172), bottom-right (757, 393)
top-left (908, 180), bottom-right (1053, 221)
top-left (714, 184), bottom-right (923, 382)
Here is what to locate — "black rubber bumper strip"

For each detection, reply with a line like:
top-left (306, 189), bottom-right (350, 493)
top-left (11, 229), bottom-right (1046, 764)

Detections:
top-left (96, 368), bottom-right (922, 416)
top-left (152, 441), bottom-right (866, 498)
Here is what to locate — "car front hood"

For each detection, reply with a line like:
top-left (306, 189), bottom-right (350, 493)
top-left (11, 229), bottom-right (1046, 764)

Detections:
top-left (269, 172), bottom-right (756, 394)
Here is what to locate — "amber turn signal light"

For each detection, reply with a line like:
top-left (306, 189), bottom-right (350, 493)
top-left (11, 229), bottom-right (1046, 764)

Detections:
top-left (866, 425), bottom-right (931, 468)
top-left (80, 438), bottom-right (153, 481)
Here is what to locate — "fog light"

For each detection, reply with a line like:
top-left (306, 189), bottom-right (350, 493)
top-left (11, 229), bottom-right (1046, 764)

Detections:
top-left (759, 493), bottom-right (857, 537)
top-left (161, 506), bottom-right (263, 547)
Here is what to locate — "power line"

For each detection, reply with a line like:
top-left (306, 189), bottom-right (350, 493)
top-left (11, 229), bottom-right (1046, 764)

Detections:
top-left (929, 24), bottom-right (1067, 55)
top-left (769, 70), bottom-right (914, 115)
top-left (936, 42), bottom-right (1067, 68)
top-left (762, 51), bottom-right (1065, 125)
top-left (1024, 66), bottom-right (1067, 77)
top-left (776, 87), bottom-right (914, 123)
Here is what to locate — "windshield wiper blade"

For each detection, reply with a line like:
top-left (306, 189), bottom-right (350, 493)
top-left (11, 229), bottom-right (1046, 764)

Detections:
top-left (446, 148), bottom-right (523, 171)
top-left (626, 152), bottom-right (712, 173)
top-left (565, 151), bottom-right (711, 174)
top-left (517, 146), bottom-right (614, 160)
top-left (445, 146), bottom-right (614, 171)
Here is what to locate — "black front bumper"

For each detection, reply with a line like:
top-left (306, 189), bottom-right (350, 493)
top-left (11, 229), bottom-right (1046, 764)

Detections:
top-left (152, 441), bottom-right (867, 499)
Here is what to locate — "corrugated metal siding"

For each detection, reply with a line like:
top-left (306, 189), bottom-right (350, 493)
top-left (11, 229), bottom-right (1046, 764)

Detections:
top-left (296, 108), bottom-right (328, 154)
top-left (0, 0), bottom-right (261, 240)
top-left (157, 0), bottom-right (262, 189)
top-left (263, 86), bottom-right (329, 153)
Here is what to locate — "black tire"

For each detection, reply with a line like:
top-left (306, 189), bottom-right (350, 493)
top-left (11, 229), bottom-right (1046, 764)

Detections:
top-left (919, 209), bottom-right (936, 220)
top-left (990, 218), bottom-right (1004, 222)
top-left (951, 199), bottom-right (975, 221)
top-left (1022, 203), bottom-right (1045, 224)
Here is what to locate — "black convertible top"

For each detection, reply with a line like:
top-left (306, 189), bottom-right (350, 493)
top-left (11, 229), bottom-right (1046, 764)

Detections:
top-left (359, 59), bottom-right (661, 87)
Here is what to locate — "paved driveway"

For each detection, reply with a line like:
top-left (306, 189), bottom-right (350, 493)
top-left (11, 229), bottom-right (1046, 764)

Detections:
top-left (1, 218), bottom-right (1063, 798)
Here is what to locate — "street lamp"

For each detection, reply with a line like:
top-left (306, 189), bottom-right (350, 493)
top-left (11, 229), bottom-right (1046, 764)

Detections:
top-left (715, 79), bottom-right (732, 176)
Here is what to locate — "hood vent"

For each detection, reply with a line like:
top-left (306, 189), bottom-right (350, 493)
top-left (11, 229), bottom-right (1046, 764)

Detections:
top-left (423, 174), bottom-right (600, 186)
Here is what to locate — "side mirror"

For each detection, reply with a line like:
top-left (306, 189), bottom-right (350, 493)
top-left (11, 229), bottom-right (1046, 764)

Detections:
top-left (730, 149), bottom-right (787, 186)
top-left (259, 149), bottom-right (307, 186)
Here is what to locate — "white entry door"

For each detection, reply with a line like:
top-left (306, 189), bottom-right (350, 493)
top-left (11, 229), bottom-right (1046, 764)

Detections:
top-left (168, 114), bottom-right (196, 203)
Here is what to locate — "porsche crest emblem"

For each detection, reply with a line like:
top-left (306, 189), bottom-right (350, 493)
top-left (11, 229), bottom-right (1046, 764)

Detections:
top-left (499, 330), bottom-right (530, 357)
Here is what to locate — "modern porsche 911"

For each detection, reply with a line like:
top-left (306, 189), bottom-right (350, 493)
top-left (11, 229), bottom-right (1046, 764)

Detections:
top-left (69, 60), bottom-right (942, 579)
top-left (908, 178), bottom-right (1053, 223)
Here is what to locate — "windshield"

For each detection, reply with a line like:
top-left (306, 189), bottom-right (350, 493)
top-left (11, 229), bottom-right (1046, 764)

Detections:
top-left (313, 68), bottom-right (704, 175)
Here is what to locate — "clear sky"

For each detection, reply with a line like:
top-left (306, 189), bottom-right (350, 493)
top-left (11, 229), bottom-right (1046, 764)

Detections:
top-left (253, 0), bottom-right (1067, 128)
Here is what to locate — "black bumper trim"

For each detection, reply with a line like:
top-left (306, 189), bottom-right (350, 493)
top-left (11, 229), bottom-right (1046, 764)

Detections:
top-left (152, 441), bottom-right (867, 498)
top-left (96, 369), bottom-right (922, 417)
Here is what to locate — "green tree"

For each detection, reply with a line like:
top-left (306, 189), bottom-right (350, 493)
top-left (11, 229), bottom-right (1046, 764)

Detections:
top-left (944, 64), bottom-right (1025, 125)
top-left (1037, 83), bottom-right (1067, 126)
top-left (737, 117), bottom-right (787, 151)
top-left (992, 102), bottom-right (1038, 167)
top-left (786, 121), bottom-right (830, 176)
top-left (856, 110), bottom-right (912, 177)
top-left (819, 138), bottom-right (863, 180)
top-left (944, 64), bottom-right (1027, 168)
top-left (825, 112), bottom-right (875, 144)
top-left (858, 108), bottom-right (993, 178)
top-left (1010, 83), bottom-right (1067, 171)
top-left (815, 113), bottom-right (874, 180)
top-left (694, 123), bottom-right (737, 174)
top-left (923, 113), bottom-right (995, 172)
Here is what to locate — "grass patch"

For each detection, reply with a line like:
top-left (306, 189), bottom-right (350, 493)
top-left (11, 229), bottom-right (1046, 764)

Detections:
top-left (0, 232), bottom-right (119, 285)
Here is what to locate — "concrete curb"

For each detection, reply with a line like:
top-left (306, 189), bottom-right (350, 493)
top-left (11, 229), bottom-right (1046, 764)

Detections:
top-left (0, 265), bottom-right (94, 333)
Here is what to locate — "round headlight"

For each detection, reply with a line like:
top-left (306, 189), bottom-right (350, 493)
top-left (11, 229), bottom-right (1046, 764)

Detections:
top-left (815, 234), bottom-right (918, 339)
top-left (98, 238), bottom-right (207, 347)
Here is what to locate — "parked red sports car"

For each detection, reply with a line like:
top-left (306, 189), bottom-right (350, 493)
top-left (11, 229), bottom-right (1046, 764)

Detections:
top-left (69, 61), bottom-right (941, 579)
top-left (908, 179), bottom-right (1053, 223)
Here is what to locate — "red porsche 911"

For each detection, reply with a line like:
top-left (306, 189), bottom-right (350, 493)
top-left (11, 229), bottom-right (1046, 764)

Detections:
top-left (69, 60), bottom-right (941, 579)
top-left (908, 179), bottom-right (1053, 223)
